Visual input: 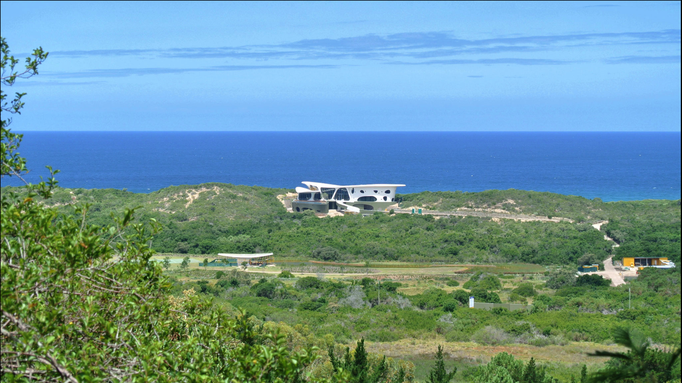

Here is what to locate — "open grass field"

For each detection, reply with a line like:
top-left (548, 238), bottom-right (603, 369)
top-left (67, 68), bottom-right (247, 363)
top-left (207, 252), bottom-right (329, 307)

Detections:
top-left (363, 339), bottom-right (626, 382)
top-left (152, 255), bottom-right (546, 276)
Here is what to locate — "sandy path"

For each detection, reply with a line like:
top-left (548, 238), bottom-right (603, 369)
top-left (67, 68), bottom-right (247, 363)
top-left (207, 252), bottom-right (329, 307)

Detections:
top-left (602, 255), bottom-right (626, 287)
top-left (588, 221), bottom-right (626, 286)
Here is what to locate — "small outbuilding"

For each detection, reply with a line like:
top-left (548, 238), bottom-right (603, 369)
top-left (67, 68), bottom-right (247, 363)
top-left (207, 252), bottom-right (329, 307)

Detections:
top-left (217, 253), bottom-right (274, 267)
top-left (578, 264), bottom-right (600, 272)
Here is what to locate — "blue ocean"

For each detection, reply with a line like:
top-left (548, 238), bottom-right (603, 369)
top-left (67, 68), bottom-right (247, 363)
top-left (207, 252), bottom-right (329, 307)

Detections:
top-left (2, 132), bottom-right (680, 202)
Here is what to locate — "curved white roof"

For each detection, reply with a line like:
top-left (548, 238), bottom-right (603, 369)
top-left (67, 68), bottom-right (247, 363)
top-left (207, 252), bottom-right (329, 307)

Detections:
top-left (217, 253), bottom-right (273, 259)
top-left (295, 186), bottom-right (314, 193)
top-left (302, 181), bottom-right (405, 188)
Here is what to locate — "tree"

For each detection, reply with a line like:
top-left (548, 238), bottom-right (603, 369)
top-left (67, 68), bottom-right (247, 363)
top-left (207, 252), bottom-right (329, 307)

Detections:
top-left (162, 256), bottom-right (171, 270)
top-left (328, 338), bottom-right (402, 383)
top-left (204, 257), bottom-right (209, 266)
top-left (427, 345), bottom-right (457, 383)
top-left (522, 358), bottom-right (541, 383)
top-left (1, 37), bottom-right (49, 179)
top-left (1, 37), bottom-right (338, 382)
top-left (473, 352), bottom-right (523, 383)
top-left (580, 364), bottom-right (588, 383)
top-left (181, 256), bottom-right (190, 269)
top-left (589, 327), bottom-right (681, 382)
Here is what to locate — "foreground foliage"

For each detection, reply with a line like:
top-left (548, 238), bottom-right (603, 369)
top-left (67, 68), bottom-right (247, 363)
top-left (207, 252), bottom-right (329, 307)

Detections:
top-left (588, 328), bottom-right (681, 383)
top-left (1, 37), bottom-right (341, 382)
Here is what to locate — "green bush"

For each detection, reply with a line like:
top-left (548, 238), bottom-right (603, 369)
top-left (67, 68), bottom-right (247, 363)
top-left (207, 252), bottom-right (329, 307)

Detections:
top-left (471, 288), bottom-right (502, 303)
top-left (508, 292), bottom-right (527, 303)
top-left (299, 300), bottom-right (325, 311)
top-left (463, 272), bottom-right (502, 291)
top-left (446, 280), bottom-right (460, 287)
top-left (311, 247), bottom-right (341, 261)
top-left (512, 283), bottom-right (537, 297)
top-left (575, 274), bottom-right (610, 287)
top-left (381, 281), bottom-right (402, 292)
top-left (296, 276), bottom-right (324, 290)
top-left (278, 270), bottom-right (294, 278)
top-left (546, 269), bottom-right (576, 289)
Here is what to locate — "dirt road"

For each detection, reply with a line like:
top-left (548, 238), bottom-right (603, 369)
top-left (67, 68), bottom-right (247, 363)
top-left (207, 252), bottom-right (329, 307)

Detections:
top-left (602, 255), bottom-right (625, 287)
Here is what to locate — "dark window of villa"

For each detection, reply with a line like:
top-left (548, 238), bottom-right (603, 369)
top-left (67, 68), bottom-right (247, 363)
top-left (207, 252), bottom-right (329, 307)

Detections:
top-left (360, 190), bottom-right (365, 193)
top-left (383, 196), bottom-right (387, 201)
top-left (358, 196), bottom-right (377, 202)
top-left (385, 190), bottom-right (391, 194)
top-left (321, 188), bottom-right (335, 199)
top-left (363, 205), bottom-right (374, 211)
top-left (374, 190), bottom-right (378, 193)
top-left (335, 188), bottom-right (350, 201)
top-left (296, 207), bottom-right (300, 212)
top-left (314, 192), bottom-right (321, 200)
top-left (351, 188), bottom-right (355, 193)
top-left (298, 193), bottom-right (312, 200)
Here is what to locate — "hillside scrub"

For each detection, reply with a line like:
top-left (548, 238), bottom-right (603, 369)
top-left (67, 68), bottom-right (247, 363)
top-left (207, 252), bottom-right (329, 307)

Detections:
top-left (7, 184), bottom-right (678, 269)
top-left (4, 185), bottom-right (642, 266)
top-left (169, 264), bottom-right (681, 347)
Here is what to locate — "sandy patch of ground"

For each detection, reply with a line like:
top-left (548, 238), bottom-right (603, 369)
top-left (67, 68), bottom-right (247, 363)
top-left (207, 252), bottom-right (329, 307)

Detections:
top-left (185, 186), bottom-right (221, 208)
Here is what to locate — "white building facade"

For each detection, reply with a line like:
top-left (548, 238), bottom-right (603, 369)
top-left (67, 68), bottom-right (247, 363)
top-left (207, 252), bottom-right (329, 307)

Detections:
top-left (292, 181), bottom-right (405, 214)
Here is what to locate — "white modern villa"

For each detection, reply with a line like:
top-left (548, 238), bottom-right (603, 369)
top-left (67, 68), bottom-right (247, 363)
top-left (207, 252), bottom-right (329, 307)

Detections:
top-left (291, 181), bottom-right (405, 214)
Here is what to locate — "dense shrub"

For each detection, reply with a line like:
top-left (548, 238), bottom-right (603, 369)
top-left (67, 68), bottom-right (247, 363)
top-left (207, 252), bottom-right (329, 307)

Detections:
top-left (575, 274), bottom-right (610, 287)
top-left (471, 288), bottom-right (502, 303)
top-left (296, 276), bottom-right (324, 290)
top-left (513, 283), bottom-right (537, 297)
top-left (412, 288), bottom-right (451, 310)
top-left (452, 289), bottom-right (470, 305)
top-left (278, 270), bottom-right (294, 278)
top-left (463, 272), bottom-right (502, 291)
top-left (545, 269), bottom-right (576, 289)
top-left (299, 300), bottom-right (325, 311)
top-left (311, 247), bottom-right (341, 261)
top-left (251, 280), bottom-right (286, 299)
top-left (381, 281), bottom-right (402, 292)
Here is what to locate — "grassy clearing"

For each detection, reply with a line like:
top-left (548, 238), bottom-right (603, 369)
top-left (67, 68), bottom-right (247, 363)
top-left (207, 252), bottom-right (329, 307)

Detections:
top-left (364, 339), bottom-right (625, 382)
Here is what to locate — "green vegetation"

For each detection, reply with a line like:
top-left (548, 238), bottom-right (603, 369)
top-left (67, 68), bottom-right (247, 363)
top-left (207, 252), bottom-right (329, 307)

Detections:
top-left (5, 180), bottom-right (677, 270)
top-left (588, 328), bottom-right (681, 383)
top-left (2, 36), bottom-right (680, 382)
top-left (426, 345), bottom-right (456, 383)
top-left (470, 353), bottom-right (558, 383)
top-left (4, 185), bottom-right (641, 266)
top-left (604, 219), bottom-right (681, 264)
top-left (400, 190), bottom-right (680, 223)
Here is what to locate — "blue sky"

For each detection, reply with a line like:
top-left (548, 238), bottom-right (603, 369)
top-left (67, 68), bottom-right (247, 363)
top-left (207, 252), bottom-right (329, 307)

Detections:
top-left (1, 1), bottom-right (680, 131)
